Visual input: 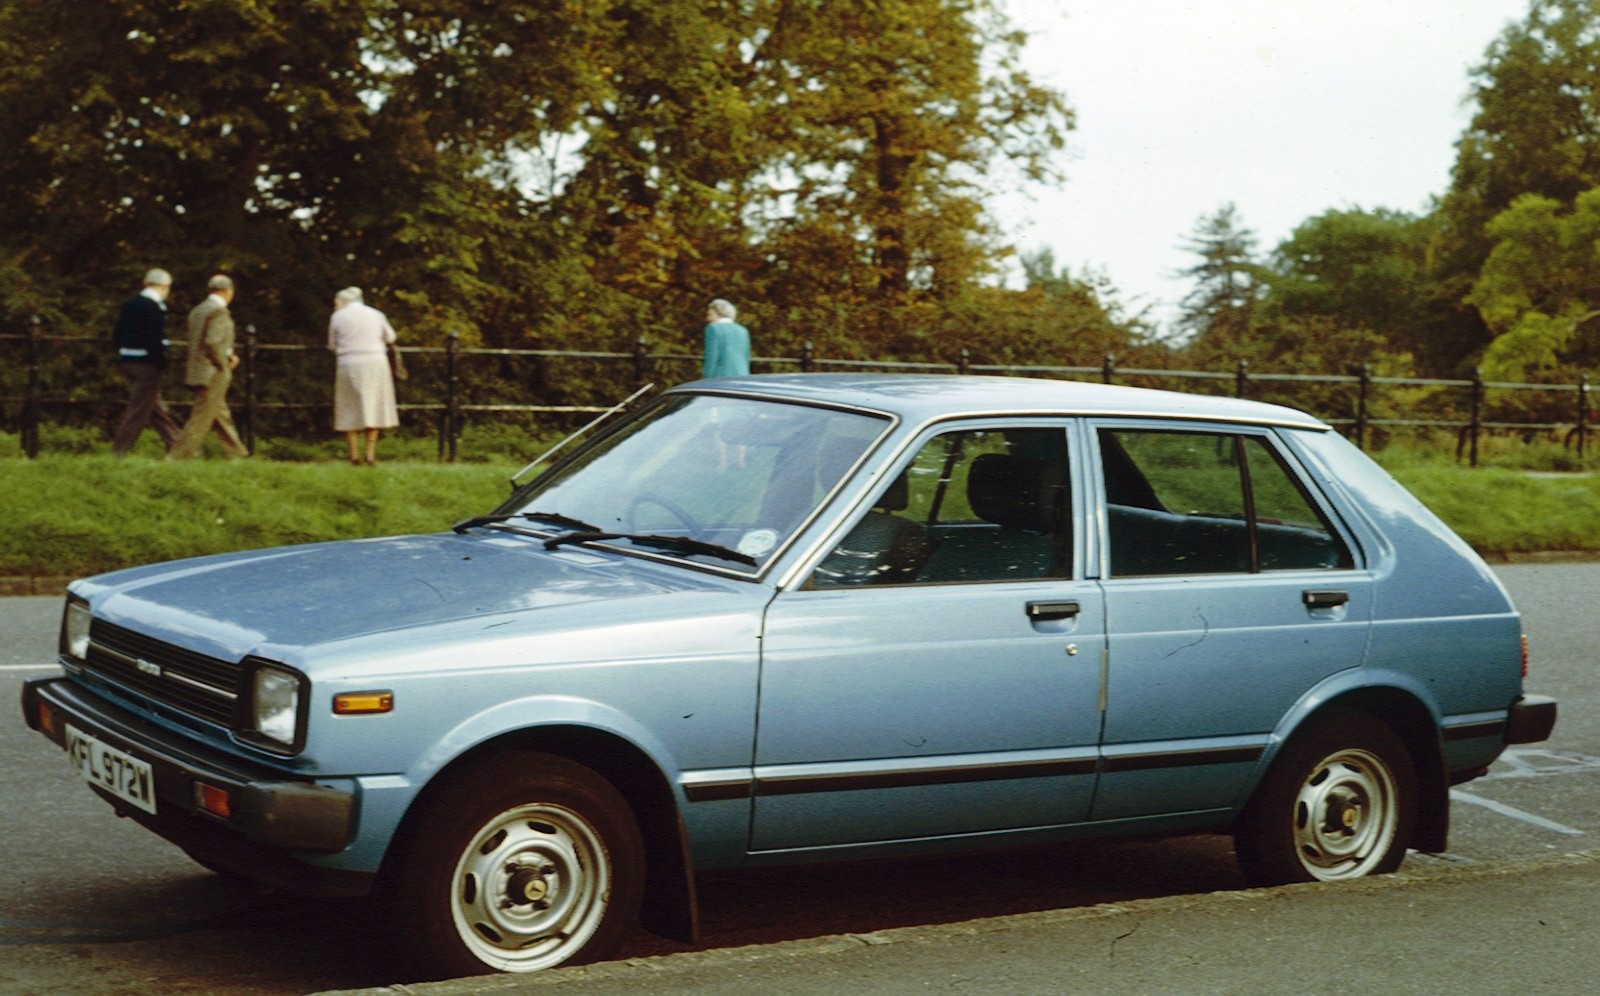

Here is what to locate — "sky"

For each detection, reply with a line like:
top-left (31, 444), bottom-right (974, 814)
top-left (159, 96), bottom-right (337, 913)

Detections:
top-left (994, 0), bottom-right (1532, 333)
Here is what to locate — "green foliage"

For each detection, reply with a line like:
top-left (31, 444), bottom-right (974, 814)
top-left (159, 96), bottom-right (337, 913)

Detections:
top-left (1449, 0), bottom-right (1600, 236)
top-left (1431, 0), bottom-right (1600, 373)
top-left (995, 249), bottom-right (1157, 365)
top-left (1467, 188), bottom-right (1600, 380)
top-left (1263, 207), bottom-right (1434, 366)
top-left (0, 0), bottom-right (1085, 380)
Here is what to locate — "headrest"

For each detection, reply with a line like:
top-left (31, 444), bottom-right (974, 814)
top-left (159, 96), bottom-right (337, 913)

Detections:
top-left (874, 470), bottom-right (910, 512)
top-left (967, 453), bottom-right (1052, 531)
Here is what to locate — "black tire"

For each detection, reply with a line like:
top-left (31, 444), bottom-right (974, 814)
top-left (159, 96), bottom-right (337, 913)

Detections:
top-left (1234, 711), bottom-right (1417, 886)
top-left (386, 751), bottom-right (645, 979)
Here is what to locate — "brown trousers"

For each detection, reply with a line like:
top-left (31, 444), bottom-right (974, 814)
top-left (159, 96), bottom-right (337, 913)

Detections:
top-left (167, 367), bottom-right (247, 459)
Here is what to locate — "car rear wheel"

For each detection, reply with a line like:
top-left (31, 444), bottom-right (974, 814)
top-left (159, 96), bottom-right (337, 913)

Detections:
top-left (387, 752), bottom-right (645, 979)
top-left (1234, 711), bottom-right (1416, 885)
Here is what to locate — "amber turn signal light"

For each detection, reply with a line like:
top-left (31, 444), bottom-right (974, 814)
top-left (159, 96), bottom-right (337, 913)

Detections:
top-left (333, 691), bottom-right (394, 715)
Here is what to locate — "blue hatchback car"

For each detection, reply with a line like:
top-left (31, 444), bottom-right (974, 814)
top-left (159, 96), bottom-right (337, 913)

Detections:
top-left (23, 374), bottom-right (1556, 977)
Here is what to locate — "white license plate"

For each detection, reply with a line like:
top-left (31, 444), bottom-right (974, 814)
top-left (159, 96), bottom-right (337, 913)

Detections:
top-left (65, 724), bottom-right (156, 815)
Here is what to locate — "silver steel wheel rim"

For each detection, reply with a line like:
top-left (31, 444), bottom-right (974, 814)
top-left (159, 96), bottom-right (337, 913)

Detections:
top-left (1291, 747), bottom-right (1398, 881)
top-left (449, 802), bottom-right (610, 972)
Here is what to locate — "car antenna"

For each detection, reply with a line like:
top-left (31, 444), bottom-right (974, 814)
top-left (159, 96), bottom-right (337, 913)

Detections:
top-left (508, 383), bottom-right (656, 492)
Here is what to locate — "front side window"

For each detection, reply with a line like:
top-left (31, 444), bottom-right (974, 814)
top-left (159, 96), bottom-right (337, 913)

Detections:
top-left (1100, 428), bottom-right (1352, 577)
top-left (509, 394), bottom-right (889, 570)
top-left (811, 426), bottom-right (1072, 587)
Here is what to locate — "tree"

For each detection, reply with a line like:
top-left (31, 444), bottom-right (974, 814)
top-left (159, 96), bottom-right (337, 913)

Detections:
top-left (1262, 207), bottom-right (1433, 367)
top-left (0, 0), bottom-right (1075, 420)
top-left (736, 0), bottom-right (1071, 358)
top-left (0, 1), bottom-right (372, 320)
top-left (1466, 188), bottom-right (1600, 380)
top-left (1449, 0), bottom-right (1600, 237)
top-left (1006, 249), bottom-right (1152, 363)
top-left (1432, 0), bottom-right (1600, 372)
top-left (1177, 203), bottom-right (1263, 350)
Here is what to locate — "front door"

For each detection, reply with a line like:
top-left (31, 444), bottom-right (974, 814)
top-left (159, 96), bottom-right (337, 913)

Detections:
top-left (752, 423), bottom-right (1106, 852)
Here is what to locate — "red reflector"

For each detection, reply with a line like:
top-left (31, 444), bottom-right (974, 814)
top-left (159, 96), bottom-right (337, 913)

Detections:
top-left (37, 701), bottom-right (56, 737)
top-left (195, 782), bottom-right (232, 819)
top-left (1521, 634), bottom-right (1529, 679)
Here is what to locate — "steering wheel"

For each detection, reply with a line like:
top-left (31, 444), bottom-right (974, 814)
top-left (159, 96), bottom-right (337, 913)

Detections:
top-left (625, 493), bottom-right (703, 536)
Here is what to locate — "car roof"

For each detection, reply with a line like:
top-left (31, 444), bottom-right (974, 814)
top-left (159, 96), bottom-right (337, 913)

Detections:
top-left (678, 374), bottom-right (1330, 431)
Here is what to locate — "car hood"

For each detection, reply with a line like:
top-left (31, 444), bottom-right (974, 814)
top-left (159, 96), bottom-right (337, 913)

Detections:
top-left (76, 532), bottom-right (729, 661)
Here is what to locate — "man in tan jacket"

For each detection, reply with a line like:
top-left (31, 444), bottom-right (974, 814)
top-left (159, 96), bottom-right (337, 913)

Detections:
top-left (167, 274), bottom-right (248, 460)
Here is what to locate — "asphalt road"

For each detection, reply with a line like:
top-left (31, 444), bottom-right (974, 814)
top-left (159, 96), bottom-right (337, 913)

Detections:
top-left (2, 562), bottom-right (1596, 994)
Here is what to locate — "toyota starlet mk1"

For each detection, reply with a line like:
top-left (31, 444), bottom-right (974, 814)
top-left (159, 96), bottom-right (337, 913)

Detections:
top-left (22, 374), bottom-right (1557, 978)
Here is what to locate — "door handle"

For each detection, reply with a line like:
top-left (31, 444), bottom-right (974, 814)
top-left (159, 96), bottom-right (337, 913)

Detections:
top-left (1027, 600), bottom-right (1080, 622)
top-left (1302, 589), bottom-right (1348, 610)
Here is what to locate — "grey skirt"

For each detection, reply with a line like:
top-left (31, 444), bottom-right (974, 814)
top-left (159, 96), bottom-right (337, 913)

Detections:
top-left (333, 354), bottom-right (398, 431)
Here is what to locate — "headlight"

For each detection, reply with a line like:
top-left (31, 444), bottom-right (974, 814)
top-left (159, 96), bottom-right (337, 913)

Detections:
top-left (61, 598), bottom-right (91, 661)
top-left (243, 662), bottom-right (307, 753)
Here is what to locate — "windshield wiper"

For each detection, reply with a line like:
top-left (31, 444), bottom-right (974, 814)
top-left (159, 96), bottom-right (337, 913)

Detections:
top-left (542, 531), bottom-right (756, 567)
top-left (451, 511), bottom-right (603, 535)
top-left (521, 511), bottom-right (605, 533)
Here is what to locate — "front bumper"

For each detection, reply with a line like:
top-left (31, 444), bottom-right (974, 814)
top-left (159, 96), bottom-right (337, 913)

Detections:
top-left (1506, 693), bottom-right (1559, 745)
top-left (21, 674), bottom-right (370, 897)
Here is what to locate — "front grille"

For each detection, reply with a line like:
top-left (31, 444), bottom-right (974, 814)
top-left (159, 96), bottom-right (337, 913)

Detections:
top-left (84, 619), bottom-right (241, 727)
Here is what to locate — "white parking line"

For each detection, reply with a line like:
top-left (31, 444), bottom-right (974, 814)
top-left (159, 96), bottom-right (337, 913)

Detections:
top-left (1477, 748), bottom-right (1600, 779)
top-left (0, 664), bottom-right (59, 672)
top-left (1450, 789), bottom-right (1586, 836)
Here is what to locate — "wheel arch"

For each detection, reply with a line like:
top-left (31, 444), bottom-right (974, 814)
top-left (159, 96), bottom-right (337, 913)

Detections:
top-left (385, 723), bottom-right (698, 945)
top-left (1255, 684), bottom-right (1449, 854)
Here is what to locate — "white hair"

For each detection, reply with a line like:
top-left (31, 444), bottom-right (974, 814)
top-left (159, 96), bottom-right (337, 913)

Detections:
top-left (335, 287), bottom-right (363, 306)
top-left (143, 268), bottom-right (172, 287)
top-left (708, 298), bottom-right (736, 320)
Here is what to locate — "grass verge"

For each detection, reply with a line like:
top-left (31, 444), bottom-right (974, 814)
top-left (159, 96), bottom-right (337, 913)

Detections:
top-left (0, 454), bottom-right (510, 577)
top-left (0, 442), bottom-right (1594, 580)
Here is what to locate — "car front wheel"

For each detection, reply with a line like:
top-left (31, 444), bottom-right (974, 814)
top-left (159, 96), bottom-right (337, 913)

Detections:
top-left (1234, 711), bottom-right (1417, 886)
top-left (388, 752), bottom-right (645, 979)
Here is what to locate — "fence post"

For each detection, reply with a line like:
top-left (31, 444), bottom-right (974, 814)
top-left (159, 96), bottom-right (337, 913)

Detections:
top-left (1355, 363), bottom-right (1372, 450)
top-left (1234, 359), bottom-right (1249, 398)
top-left (632, 336), bottom-right (650, 387)
top-left (23, 314), bottom-right (41, 458)
top-left (1579, 373), bottom-right (1591, 459)
top-left (1468, 367), bottom-right (1485, 468)
top-left (958, 348), bottom-right (970, 375)
top-left (242, 324), bottom-right (257, 455)
top-left (1101, 353), bottom-right (1115, 385)
top-left (443, 331), bottom-right (460, 463)
top-left (801, 340), bottom-right (815, 373)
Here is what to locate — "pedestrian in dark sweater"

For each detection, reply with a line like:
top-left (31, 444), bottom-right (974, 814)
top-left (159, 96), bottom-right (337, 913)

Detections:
top-left (110, 268), bottom-right (181, 456)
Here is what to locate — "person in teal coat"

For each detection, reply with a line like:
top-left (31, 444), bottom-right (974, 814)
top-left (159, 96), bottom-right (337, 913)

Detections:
top-left (702, 298), bottom-right (751, 378)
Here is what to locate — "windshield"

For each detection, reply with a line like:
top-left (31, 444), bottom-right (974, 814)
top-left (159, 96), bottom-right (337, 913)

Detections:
top-left (504, 394), bottom-right (890, 570)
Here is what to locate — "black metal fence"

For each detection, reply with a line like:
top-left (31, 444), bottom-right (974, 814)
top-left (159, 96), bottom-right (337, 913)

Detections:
top-left (2, 320), bottom-right (1593, 465)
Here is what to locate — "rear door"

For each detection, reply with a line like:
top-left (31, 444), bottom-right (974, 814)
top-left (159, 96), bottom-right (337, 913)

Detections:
top-left (1088, 421), bottom-right (1374, 822)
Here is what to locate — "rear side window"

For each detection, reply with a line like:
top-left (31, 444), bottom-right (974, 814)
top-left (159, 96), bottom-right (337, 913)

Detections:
top-left (1100, 428), bottom-right (1352, 577)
